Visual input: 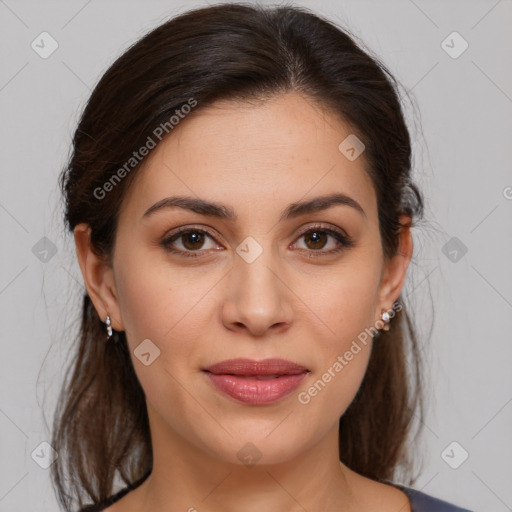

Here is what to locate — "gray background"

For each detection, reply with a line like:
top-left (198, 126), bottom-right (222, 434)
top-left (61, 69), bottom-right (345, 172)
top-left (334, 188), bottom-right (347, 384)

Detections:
top-left (1, 0), bottom-right (511, 511)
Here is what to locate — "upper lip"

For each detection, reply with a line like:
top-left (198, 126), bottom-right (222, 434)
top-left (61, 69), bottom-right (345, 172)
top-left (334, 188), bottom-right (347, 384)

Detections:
top-left (203, 358), bottom-right (309, 376)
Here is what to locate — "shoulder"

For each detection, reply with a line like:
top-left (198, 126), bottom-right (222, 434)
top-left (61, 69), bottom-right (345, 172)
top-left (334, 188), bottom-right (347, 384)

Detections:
top-left (78, 503), bottom-right (109, 512)
top-left (78, 470), bottom-right (151, 512)
top-left (399, 485), bottom-right (475, 512)
top-left (77, 487), bottom-right (131, 512)
top-left (78, 501), bottom-right (116, 512)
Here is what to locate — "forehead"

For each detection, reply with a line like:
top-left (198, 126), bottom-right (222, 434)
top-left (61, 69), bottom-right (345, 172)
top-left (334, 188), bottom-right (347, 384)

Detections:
top-left (119, 92), bottom-right (376, 223)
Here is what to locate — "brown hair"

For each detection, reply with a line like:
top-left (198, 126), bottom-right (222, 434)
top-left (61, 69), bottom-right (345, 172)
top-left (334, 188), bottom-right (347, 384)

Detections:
top-left (52, 2), bottom-right (427, 510)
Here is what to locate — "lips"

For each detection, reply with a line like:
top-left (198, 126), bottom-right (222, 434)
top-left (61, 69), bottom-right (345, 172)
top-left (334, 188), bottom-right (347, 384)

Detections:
top-left (202, 358), bottom-right (310, 405)
top-left (203, 358), bottom-right (309, 376)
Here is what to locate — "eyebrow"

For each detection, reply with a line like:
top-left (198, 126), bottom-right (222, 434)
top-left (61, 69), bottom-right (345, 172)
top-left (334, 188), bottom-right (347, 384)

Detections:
top-left (141, 192), bottom-right (366, 222)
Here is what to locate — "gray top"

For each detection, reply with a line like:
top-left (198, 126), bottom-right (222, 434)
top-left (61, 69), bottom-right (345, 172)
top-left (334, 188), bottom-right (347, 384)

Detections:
top-left (395, 483), bottom-right (475, 511)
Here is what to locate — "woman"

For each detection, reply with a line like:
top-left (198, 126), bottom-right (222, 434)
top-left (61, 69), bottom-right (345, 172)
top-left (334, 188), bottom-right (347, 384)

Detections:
top-left (51, 3), bottom-right (474, 511)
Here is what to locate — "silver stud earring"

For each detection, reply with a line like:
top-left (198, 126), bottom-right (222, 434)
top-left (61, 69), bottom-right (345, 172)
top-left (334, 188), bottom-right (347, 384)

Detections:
top-left (105, 315), bottom-right (113, 341)
top-left (381, 309), bottom-right (391, 331)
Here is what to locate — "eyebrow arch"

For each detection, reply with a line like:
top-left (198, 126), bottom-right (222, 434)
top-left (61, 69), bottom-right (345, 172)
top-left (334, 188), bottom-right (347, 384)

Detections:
top-left (141, 192), bottom-right (366, 221)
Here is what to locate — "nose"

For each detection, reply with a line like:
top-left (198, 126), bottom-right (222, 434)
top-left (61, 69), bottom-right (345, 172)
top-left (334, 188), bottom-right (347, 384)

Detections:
top-left (221, 245), bottom-right (293, 337)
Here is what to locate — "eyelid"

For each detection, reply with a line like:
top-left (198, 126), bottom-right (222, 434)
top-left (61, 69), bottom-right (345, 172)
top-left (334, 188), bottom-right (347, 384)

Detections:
top-left (160, 222), bottom-right (353, 257)
top-left (295, 222), bottom-right (349, 240)
top-left (291, 223), bottom-right (354, 256)
top-left (161, 224), bottom-right (223, 254)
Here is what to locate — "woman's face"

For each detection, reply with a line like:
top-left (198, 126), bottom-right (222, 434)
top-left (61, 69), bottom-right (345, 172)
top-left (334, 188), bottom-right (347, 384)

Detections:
top-left (78, 91), bottom-right (410, 467)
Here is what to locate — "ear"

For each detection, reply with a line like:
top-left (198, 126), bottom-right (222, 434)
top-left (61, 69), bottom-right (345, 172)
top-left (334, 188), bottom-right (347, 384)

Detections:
top-left (376, 214), bottom-right (413, 316)
top-left (73, 223), bottom-right (124, 332)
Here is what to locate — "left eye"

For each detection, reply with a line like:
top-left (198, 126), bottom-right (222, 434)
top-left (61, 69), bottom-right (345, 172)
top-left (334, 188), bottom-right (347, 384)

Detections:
top-left (293, 228), bottom-right (347, 252)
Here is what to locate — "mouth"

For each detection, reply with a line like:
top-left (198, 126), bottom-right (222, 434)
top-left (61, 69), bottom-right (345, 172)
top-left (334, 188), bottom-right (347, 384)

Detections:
top-left (203, 357), bottom-right (309, 376)
top-left (202, 358), bottom-right (310, 405)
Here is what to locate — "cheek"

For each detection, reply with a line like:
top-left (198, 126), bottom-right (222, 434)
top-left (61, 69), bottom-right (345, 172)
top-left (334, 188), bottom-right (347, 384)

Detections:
top-left (293, 257), bottom-right (380, 405)
top-left (296, 313), bottom-right (374, 428)
top-left (113, 249), bottom-right (224, 415)
top-left (296, 260), bottom-right (381, 351)
top-left (114, 248), bottom-right (218, 345)
top-left (113, 253), bottom-right (214, 421)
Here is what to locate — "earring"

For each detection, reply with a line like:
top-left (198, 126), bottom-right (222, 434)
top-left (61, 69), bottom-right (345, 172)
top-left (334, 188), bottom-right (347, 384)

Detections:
top-left (105, 315), bottom-right (113, 341)
top-left (381, 309), bottom-right (391, 331)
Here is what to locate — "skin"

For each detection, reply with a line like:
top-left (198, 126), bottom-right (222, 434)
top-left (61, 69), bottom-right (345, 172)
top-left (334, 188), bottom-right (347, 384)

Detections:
top-left (74, 91), bottom-right (413, 512)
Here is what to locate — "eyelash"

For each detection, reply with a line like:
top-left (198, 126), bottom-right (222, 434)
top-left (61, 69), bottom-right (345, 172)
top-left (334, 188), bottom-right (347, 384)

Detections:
top-left (160, 224), bottom-right (354, 259)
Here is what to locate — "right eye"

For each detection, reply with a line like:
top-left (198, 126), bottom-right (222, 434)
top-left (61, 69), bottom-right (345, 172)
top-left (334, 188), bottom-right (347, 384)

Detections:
top-left (161, 227), bottom-right (224, 258)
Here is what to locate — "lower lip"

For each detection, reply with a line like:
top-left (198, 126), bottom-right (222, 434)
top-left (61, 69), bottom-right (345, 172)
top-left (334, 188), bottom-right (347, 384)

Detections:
top-left (204, 372), bottom-right (308, 404)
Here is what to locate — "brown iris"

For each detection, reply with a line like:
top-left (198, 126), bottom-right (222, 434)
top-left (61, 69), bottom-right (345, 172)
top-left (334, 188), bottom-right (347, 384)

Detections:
top-left (303, 230), bottom-right (328, 250)
top-left (181, 231), bottom-right (205, 250)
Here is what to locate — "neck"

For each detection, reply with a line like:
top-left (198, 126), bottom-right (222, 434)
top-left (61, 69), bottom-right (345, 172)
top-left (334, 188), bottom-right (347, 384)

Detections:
top-left (129, 409), bottom-right (359, 512)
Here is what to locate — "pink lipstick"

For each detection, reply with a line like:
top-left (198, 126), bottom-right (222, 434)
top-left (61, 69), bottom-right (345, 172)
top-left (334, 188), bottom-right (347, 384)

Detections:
top-left (202, 358), bottom-right (309, 405)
